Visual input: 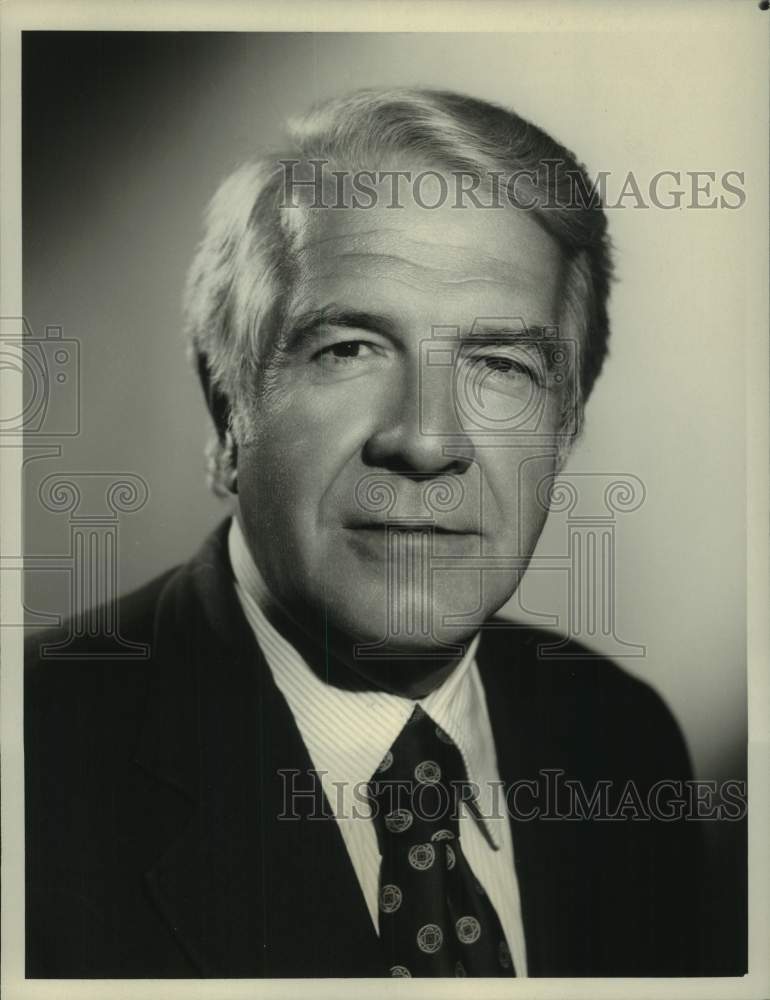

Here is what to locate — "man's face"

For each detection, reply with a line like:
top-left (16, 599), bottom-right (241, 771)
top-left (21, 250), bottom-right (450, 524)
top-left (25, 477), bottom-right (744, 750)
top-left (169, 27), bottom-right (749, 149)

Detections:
top-left (236, 177), bottom-right (568, 663)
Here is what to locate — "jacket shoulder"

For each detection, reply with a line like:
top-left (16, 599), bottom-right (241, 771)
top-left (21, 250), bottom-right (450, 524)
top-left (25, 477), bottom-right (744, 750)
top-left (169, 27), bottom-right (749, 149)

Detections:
top-left (26, 566), bottom-right (175, 661)
top-left (24, 566), bottom-right (179, 747)
top-left (481, 619), bottom-right (674, 700)
top-left (478, 620), bottom-right (693, 776)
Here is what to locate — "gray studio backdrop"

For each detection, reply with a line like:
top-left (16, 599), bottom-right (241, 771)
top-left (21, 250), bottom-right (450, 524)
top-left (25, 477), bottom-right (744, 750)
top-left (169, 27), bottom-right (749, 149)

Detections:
top-left (23, 31), bottom-right (751, 783)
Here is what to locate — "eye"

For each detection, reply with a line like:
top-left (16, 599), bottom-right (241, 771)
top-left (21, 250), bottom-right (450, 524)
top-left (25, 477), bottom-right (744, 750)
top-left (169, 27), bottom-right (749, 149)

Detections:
top-left (481, 356), bottom-right (532, 376)
top-left (313, 339), bottom-right (380, 370)
top-left (328, 341), bottom-right (368, 359)
top-left (467, 351), bottom-right (543, 388)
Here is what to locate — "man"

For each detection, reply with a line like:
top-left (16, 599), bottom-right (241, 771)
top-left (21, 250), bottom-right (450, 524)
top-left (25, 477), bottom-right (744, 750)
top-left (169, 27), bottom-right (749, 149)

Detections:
top-left (25, 88), bottom-right (724, 978)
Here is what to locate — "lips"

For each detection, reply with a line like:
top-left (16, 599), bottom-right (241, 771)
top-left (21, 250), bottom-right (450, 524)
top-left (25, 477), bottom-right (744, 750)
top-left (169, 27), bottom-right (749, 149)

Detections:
top-left (344, 522), bottom-right (479, 536)
top-left (342, 523), bottom-right (482, 564)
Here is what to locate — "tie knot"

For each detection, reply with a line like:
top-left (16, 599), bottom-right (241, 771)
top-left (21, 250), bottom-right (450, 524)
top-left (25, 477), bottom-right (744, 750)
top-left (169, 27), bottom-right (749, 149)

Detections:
top-left (367, 705), bottom-right (469, 839)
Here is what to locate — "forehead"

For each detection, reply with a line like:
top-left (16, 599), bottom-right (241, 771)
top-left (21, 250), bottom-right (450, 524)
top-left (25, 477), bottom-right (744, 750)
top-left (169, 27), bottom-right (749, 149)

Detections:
top-left (287, 184), bottom-right (565, 326)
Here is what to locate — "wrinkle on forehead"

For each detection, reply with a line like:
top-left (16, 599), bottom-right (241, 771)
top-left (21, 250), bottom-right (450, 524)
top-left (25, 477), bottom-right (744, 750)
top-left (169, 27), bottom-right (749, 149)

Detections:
top-left (287, 200), bottom-right (564, 321)
top-left (296, 252), bottom-right (536, 295)
top-left (295, 232), bottom-right (560, 291)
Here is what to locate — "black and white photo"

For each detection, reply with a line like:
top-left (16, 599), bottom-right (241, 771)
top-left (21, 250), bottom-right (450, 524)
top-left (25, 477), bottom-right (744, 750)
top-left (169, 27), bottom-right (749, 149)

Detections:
top-left (2, 7), bottom-right (767, 996)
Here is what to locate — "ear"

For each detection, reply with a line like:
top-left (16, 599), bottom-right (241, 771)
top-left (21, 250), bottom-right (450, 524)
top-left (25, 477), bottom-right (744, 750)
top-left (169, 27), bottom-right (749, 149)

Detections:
top-left (196, 352), bottom-right (232, 446)
top-left (553, 439), bottom-right (571, 477)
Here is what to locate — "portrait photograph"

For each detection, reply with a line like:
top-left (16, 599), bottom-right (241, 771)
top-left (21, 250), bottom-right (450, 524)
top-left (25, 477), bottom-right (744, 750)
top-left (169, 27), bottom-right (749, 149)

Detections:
top-left (1, 3), bottom-right (768, 999)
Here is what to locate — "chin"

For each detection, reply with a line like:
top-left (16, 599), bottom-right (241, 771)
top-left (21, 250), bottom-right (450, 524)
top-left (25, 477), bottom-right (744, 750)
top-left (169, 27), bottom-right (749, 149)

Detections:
top-left (317, 573), bottom-right (499, 660)
top-left (350, 628), bottom-right (475, 660)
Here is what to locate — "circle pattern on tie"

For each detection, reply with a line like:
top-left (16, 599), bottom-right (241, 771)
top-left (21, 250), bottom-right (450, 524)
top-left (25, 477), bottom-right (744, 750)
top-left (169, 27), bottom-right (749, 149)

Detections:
top-left (414, 759), bottom-right (441, 784)
top-left (408, 843), bottom-right (436, 870)
top-left (384, 809), bottom-right (413, 833)
top-left (380, 884), bottom-right (403, 914)
top-left (367, 705), bottom-right (515, 977)
top-left (456, 915), bottom-right (482, 944)
top-left (416, 923), bottom-right (443, 953)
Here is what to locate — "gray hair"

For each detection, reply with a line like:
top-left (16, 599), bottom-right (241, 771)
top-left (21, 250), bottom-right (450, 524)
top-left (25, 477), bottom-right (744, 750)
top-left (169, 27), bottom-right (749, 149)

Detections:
top-left (183, 87), bottom-right (613, 495)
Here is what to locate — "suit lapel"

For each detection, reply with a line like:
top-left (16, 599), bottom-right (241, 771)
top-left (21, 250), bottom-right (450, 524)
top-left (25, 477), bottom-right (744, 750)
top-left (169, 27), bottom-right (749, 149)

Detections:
top-left (476, 626), bottom-right (564, 976)
top-left (134, 523), bottom-right (383, 976)
top-left (478, 626), bottom-right (617, 977)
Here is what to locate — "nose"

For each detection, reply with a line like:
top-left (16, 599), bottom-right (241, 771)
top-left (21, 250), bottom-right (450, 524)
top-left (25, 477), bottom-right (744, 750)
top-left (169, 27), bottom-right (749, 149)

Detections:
top-left (362, 360), bottom-right (475, 477)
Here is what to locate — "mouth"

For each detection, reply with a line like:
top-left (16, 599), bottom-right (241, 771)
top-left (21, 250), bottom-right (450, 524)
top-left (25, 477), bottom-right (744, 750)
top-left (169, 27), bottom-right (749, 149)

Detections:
top-left (343, 522), bottom-right (481, 562)
top-left (344, 522), bottom-right (479, 536)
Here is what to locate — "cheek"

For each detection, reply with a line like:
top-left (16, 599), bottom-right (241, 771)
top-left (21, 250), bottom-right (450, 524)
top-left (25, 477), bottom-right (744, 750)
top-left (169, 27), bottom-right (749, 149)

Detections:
top-left (518, 451), bottom-right (558, 542)
top-left (482, 449), bottom-right (557, 549)
top-left (237, 393), bottom-right (369, 531)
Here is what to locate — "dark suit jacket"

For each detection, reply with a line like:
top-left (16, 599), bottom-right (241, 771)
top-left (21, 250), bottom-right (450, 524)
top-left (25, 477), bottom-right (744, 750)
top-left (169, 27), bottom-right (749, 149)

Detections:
top-left (25, 521), bottom-right (744, 977)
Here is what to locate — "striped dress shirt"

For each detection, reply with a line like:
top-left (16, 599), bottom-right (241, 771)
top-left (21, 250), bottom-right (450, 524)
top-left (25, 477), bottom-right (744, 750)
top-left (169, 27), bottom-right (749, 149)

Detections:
top-left (228, 515), bottom-right (528, 975)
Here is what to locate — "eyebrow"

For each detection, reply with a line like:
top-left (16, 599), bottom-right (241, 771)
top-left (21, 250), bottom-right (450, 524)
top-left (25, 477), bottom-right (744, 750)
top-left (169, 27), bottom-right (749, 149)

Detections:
top-left (286, 305), bottom-right (398, 348)
top-left (282, 306), bottom-right (558, 363)
top-left (463, 322), bottom-right (550, 341)
top-left (288, 308), bottom-right (551, 340)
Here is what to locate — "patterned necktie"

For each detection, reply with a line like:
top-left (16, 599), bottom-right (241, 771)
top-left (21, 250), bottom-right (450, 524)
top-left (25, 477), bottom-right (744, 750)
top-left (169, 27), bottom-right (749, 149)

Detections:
top-left (367, 704), bottom-right (516, 978)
